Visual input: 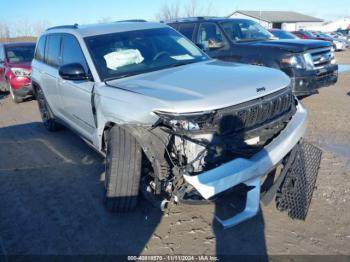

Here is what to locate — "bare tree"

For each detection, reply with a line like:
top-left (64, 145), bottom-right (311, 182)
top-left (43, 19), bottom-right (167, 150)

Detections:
top-left (184, 0), bottom-right (216, 17)
top-left (156, 1), bottom-right (181, 21)
top-left (32, 20), bottom-right (50, 36)
top-left (0, 22), bottom-right (10, 40)
top-left (155, 0), bottom-right (217, 22)
top-left (11, 19), bottom-right (34, 37)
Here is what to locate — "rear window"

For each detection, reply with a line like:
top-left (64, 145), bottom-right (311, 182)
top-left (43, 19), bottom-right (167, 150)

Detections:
top-left (46, 34), bottom-right (61, 67)
top-left (178, 24), bottom-right (196, 40)
top-left (35, 36), bottom-right (46, 62)
top-left (5, 45), bottom-right (35, 64)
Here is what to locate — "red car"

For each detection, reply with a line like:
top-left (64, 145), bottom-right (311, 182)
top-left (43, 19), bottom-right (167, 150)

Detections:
top-left (0, 42), bottom-right (36, 103)
top-left (292, 30), bottom-right (336, 49)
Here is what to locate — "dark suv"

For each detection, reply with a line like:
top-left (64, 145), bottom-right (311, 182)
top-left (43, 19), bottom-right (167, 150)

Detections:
top-left (168, 17), bottom-right (338, 97)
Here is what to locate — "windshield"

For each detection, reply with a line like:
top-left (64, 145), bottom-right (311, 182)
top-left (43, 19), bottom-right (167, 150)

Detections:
top-left (5, 45), bottom-right (35, 64)
top-left (85, 27), bottom-right (208, 81)
top-left (270, 30), bottom-right (298, 40)
top-left (220, 20), bottom-right (274, 42)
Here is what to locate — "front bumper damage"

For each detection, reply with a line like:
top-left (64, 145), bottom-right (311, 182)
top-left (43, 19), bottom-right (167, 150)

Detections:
top-left (12, 84), bottom-right (33, 98)
top-left (183, 103), bottom-right (309, 228)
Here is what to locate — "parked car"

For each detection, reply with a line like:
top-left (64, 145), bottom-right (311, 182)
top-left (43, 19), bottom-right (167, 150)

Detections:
top-left (336, 29), bottom-right (350, 39)
top-left (168, 17), bottom-right (338, 97)
top-left (269, 29), bottom-right (298, 40)
top-left (291, 30), bottom-right (342, 50)
top-left (312, 32), bottom-right (347, 50)
top-left (31, 22), bottom-right (319, 228)
top-left (329, 31), bottom-right (348, 42)
top-left (0, 42), bottom-right (36, 103)
top-left (291, 30), bottom-right (318, 40)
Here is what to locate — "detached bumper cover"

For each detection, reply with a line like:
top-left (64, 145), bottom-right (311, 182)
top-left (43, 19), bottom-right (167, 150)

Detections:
top-left (184, 103), bottom-right (308, 200)
top-left (184, 103), bottom-right (308, 228)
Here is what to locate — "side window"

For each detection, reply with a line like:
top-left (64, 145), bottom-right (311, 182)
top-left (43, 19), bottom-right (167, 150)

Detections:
top-left (178, 24), bottom-right (196, 40)
top-left (46, 34), bottom-right (61, 68)
top-left (61, 34), bottom-right (87, 71)
top-left (168, 24), bottom-right (179, 30)
top-left (197, 23), bottom-right (227, 49)
top-left (35, 36), bottom-right (46, 62)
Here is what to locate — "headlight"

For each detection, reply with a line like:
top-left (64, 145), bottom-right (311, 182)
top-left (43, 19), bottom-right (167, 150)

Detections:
top-left (11, 67), bottom-right (31, 77)
top-left (153, 110), bottom-right (215, 131)
top-left (281, 55), bottom-right (306, 69)
top-left (330, 48), bottom-right (336, 64)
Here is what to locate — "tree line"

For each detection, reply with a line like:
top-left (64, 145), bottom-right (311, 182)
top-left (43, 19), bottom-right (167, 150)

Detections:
top-left (156, 0), bottom-right (217, 21)
top-left (0, 0), bottom-right (217, 42)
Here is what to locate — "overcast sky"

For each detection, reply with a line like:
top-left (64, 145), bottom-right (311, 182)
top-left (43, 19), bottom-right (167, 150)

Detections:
top-left (0, 0), bottom-right (348, 26)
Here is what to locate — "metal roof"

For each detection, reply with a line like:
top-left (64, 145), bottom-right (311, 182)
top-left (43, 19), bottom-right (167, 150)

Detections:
top-left (229, 10), bottom-right (324, 23)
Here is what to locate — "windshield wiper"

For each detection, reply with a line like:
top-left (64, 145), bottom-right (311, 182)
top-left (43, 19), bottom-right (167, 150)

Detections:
top-left (168, 60), bottom-right (198, 68)
top-left (103, 71), bottom-right (145, 82)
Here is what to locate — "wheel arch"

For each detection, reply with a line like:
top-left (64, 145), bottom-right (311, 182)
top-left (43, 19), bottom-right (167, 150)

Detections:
top-left (101, 121), bottom-right (171, 181)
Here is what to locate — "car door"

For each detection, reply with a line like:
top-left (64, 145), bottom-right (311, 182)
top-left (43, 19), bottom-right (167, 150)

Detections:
top-left (220, 21), bottom-right (251, 63)
top-left (40, 34), bottom-right (62, 113)
top-left (57, 34), bottom-right (95, 140)
top-left (196, 22), bottom-right (231, 61)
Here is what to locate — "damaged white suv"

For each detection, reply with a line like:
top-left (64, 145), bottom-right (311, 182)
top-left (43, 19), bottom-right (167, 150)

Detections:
top-left (31, 22), bottom-right (320, 228)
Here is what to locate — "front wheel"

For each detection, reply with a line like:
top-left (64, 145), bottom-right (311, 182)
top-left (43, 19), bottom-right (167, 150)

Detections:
top-left (104, 126), bottom-right (142, 212)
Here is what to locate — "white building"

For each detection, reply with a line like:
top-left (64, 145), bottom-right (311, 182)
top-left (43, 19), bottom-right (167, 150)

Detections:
top-left (228, 10), bottom-right (324, 31)
top-left (304, 17), bottom-right (350, 32)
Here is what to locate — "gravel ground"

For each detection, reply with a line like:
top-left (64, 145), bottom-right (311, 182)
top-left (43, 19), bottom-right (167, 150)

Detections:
top-left (0, 51), bottom-right (349, 258)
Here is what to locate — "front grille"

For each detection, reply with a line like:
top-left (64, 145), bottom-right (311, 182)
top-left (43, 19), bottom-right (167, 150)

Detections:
top-left (212, 87), bottom-right (295, 135)
top-left (309, 47), bottom-right (333, 69)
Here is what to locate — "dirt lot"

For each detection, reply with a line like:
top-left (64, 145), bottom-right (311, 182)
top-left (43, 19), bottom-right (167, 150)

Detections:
top-left (0, 52), bottom-right (349, 258)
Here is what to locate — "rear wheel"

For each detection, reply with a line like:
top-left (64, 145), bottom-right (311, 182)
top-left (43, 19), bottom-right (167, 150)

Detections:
top-left (36, 86), bottom-right (61, 131)
top-left (104, 126), bottom-right (142, 212)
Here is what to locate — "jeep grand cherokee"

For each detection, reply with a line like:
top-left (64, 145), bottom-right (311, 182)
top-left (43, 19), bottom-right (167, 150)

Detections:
top-left (31, 21), bottom-right (319, 228)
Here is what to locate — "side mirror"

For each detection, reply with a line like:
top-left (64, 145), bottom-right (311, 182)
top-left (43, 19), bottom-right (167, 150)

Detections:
top-left (207, 40), bottom-right (225, 50)
top-left (59, 63), bottom-right (88, 81)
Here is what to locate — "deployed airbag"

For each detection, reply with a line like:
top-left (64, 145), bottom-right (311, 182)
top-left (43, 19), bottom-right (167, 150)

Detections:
top-left (104, 49), bottom-right (144, 70)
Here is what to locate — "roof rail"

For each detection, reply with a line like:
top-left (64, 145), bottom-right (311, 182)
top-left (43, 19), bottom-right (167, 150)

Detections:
top-left (46, 24), bottom-right (79, 31)
top-left (162, 16), bottom-right (222, 23)
top-left (116, 19), bottom-right (147, 23)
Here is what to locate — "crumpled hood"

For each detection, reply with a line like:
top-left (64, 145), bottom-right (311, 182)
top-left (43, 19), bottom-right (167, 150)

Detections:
top-left (108, 60), bottom-right (290, 113)
top-left (246, 39), bottom-right (332, 53)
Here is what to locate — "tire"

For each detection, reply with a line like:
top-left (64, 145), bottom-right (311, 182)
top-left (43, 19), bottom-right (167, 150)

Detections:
top-left (8, 82), bottom-right (23, 103)
top-left (104, 126), bottom-right (142, 212)
top-left (36, 86), bottom-right (61, 131)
